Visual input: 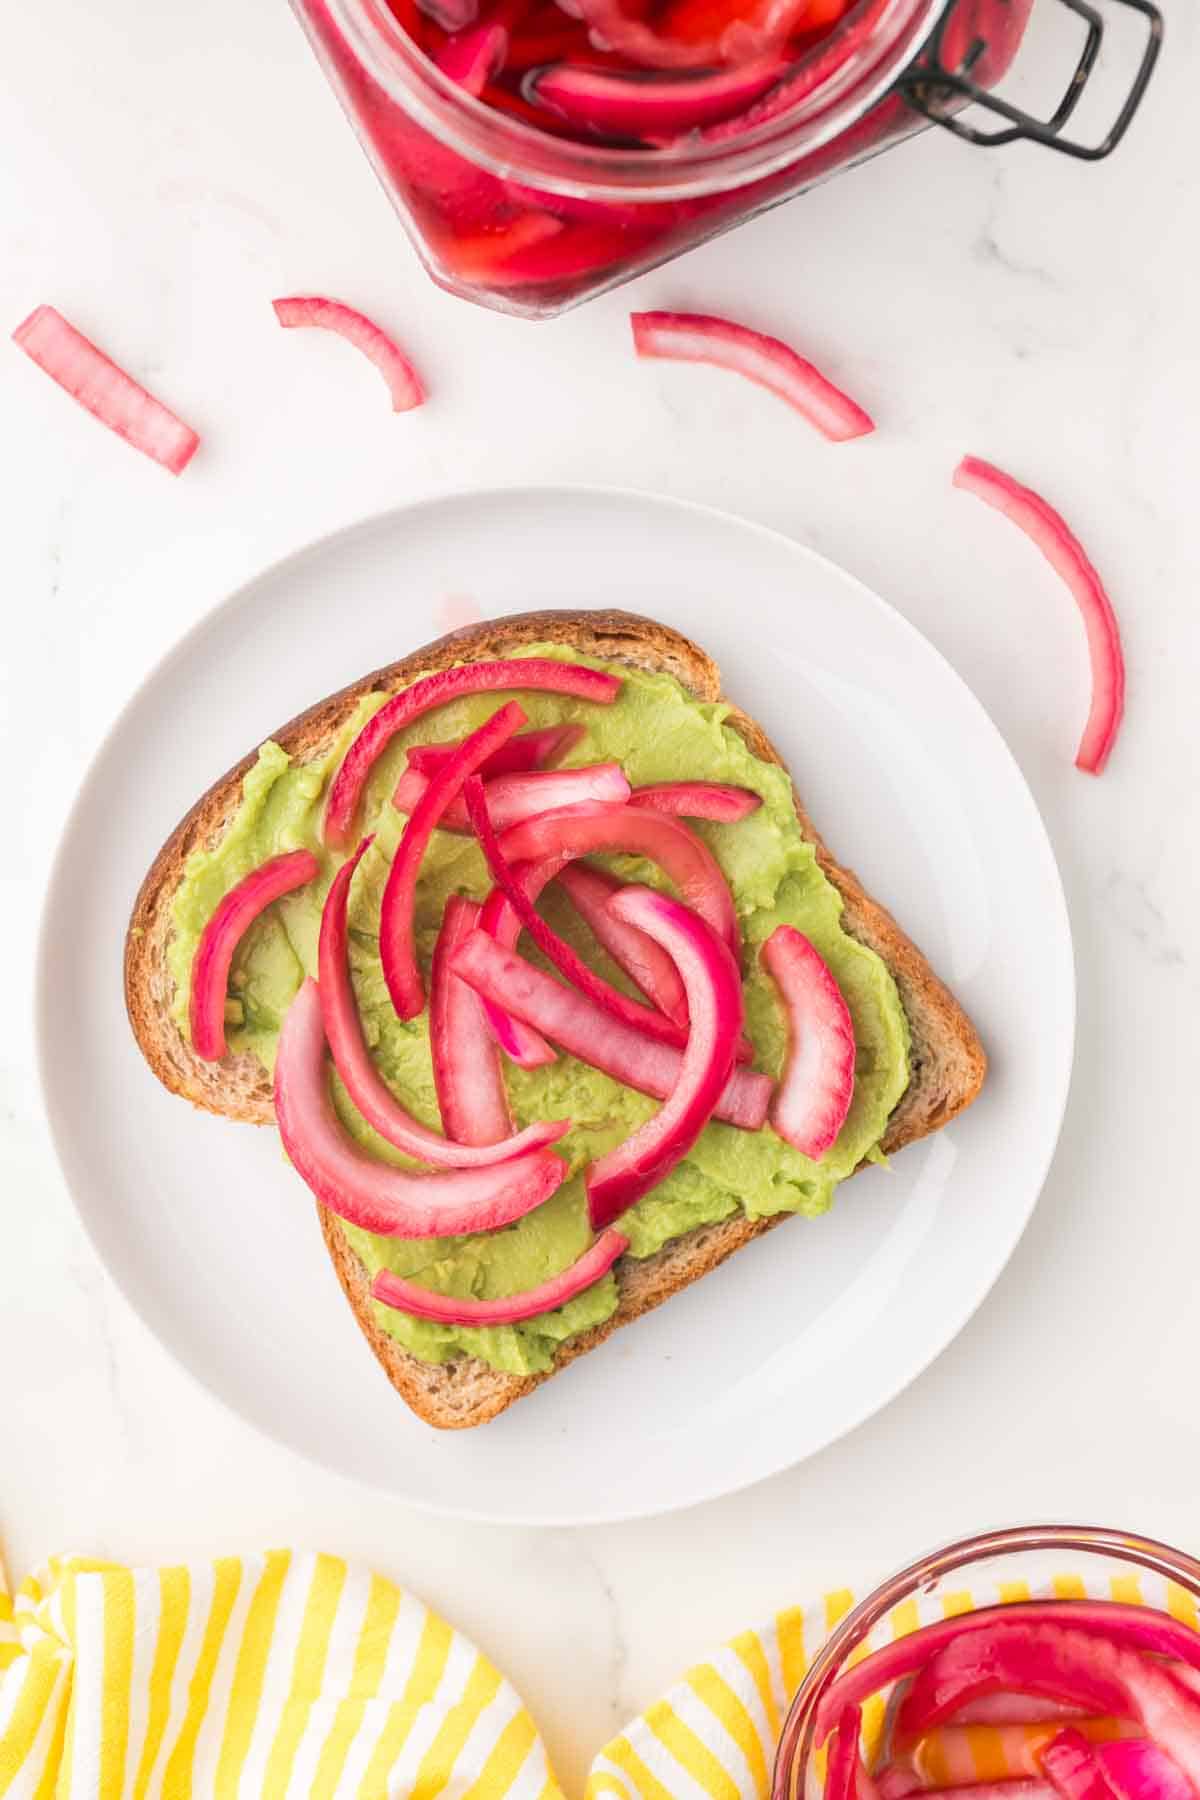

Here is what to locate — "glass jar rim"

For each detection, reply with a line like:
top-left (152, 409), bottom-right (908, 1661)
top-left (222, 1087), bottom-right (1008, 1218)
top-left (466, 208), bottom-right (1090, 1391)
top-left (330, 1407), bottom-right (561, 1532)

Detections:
top-left (324, 0), bottom-right (946, 201)
top-left (770, 1523), bottom-right (1200, 1800)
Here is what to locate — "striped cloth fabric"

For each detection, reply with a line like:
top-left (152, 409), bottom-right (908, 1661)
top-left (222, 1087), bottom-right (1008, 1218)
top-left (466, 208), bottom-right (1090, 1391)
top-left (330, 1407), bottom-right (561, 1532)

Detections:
top-left (0, 1550), bottom-right (561, 1799)
top-left (585, 1567), bottom-right (1200, 1800)
top-left (3, 1552), bottom-right (1197, 1798)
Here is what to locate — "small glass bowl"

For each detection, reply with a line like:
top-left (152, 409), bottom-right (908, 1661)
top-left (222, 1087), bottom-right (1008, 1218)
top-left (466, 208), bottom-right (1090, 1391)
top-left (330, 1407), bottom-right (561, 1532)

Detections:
top-left (772, 1524), bottom-right (1200, 1800)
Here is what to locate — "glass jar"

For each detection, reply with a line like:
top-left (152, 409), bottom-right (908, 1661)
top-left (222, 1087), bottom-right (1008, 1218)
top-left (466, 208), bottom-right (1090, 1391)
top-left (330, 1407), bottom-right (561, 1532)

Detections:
top-left (772, 1523), bottom-right (1200, 1800)
top-left (290, 0), bottom-right (1161, 318)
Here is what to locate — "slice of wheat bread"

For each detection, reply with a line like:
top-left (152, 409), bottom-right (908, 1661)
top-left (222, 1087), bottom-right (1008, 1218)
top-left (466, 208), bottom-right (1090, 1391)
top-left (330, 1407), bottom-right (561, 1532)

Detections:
top-left (126, 609), bottom-right (986, 1429)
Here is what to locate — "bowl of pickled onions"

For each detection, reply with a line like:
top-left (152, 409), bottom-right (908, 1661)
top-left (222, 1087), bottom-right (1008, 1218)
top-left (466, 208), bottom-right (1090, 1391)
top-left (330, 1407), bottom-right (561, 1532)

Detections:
top-left (773, 1527), bottom-right (1200, 1800)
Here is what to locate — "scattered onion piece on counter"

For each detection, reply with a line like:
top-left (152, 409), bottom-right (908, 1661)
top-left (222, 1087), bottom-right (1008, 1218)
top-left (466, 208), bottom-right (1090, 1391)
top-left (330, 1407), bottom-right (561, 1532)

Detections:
top-left (471, 788), bottom-right (698, 1052)
top-left (271, 296), bottom-right (426, 413)
top-left (12, 304), bottom-right (200, 475)
top-left (630, 780), bottom-right (763, 822)
top-left (406, 723), bottom-right (585, 778)
top-left (380, 700), bottom-right (528, 1018)
top-left (273, 980), bottom-right (566, 1236)
top-left (392, 761), bottom-right (631, 832)
top-left (816, 1605), bottom-right (1200, 1748)
top-left (318, 837), bottom-right (565, 1165)
top-left (323, 659), bottom-right (620, 849)
top-left (430, 895), bottom-right (524, 1147)
top-left (189, 849), bottom-right (318, 1060)
top-left (586, 886), bottom-right (745, 1227)
top-left (451, 928), bottom-right (772, 1129)
top-left (761, 924), bottom-right (855, 1158)
top-left (533, 58), bottom-right (785, 136)
top-left (371, 1227), bottom-right (628, 1323)
top-left (631, 311), bottom-right (875, 443)
top-left (953, 455), bottom-right (1125, 775)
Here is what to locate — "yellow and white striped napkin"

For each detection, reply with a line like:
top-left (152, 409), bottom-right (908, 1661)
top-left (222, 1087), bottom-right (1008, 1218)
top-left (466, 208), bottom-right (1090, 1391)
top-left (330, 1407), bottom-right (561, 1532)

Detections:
top-left (0, 1550), bottom-right (561, 1799)
top-left (2, 1550), bottom-right (1196, 1799)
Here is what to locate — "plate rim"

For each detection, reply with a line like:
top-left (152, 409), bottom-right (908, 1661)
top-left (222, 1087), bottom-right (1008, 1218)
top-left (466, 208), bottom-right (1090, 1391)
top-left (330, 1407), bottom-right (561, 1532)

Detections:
top-left (34, 481), bottom-right (1076, 1523)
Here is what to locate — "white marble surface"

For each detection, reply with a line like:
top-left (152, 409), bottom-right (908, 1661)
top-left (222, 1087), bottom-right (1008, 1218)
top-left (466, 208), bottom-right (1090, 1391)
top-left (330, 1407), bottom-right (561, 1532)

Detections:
top-left (2, 0), bottom-right (1198, 1789)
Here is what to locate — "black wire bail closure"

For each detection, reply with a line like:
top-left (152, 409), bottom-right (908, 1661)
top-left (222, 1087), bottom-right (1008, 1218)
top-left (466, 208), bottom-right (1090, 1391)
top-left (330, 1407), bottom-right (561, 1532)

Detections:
top-left (898, 0), bottom-right (1163, 161)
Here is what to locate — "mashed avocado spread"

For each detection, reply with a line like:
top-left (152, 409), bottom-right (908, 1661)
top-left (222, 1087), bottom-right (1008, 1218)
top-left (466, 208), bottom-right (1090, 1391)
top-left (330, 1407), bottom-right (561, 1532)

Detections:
top-left (169, 645), bottom-right (910, 1376)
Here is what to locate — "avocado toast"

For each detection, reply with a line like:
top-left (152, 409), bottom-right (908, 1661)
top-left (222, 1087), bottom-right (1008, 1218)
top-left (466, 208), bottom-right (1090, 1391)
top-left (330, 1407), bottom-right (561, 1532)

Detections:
top-left (125, 609), bottom-right (986, 1429)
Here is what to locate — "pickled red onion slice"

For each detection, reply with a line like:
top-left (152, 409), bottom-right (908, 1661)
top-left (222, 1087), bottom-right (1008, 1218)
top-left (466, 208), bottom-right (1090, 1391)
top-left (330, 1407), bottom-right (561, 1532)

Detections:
top-left (380, 701), bottom-right (527, 1018)
top-left (557, 861), bottom-right (689, 1027)
top-left (952, 1699), bottom-right (1093, 1727)
top-left (392, 762), bottom-right (630, 831)
top-left (319, 838), bottom-right (563, 1164)
top-left (899, 1628), bottom-right (1134, 1740)
top-left (585, 886), bottom-right (744, 1228)
top-left (632, 311), bottom-right (875, 442)
top-left (498, 802), bottom-right (739, 952)
top-left (1100, 1740), bottom-right (1194, 1800)
top-left (430, 894), bottom-right (527, 1146)
top-left (1040, 1730), bottom-right (1120, 1800)
top-left (533, 58), bottom-right (783, 135)
top-left (827, 1707), bottom-right (864, 1800)
top-left (405, 723), bottom-right (584, 778)
top-left (324, 659), bottom-right (619, 849)
top-left (630, 781), bottom-right (762, 822)
top-left (12, 304), bottom-right (200, 475)
top-left (190, 849), bottom-right (318, 1060)
top-left (816, 1606), bottom-right (1200, 1748)
top-left (762, 924), bottom-right (855, 1158)
top-left (953, 456), bottom-right (1125, 775)
top-left (272, 297), bottom-right (425, 412)
top-left (450, 928), bottom-right (772, 1128)
top-left (435, 20), bottom-right (509, 93)
top-left (372, 1227), bottom-right (627, 1323)
top-left (554, 855), bottom-right (755, 1063)
top-left (469, 787), bottom-right (699, 1051)
top-left (564, 0), bottom-right (815, 67)
top-left (273, 981), bottom-right (565, 1236)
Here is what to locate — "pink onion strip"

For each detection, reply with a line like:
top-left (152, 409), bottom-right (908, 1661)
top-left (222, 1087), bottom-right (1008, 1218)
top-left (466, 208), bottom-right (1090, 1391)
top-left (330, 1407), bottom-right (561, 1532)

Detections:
top-left (632, 311), bottom-right (875, 443)
top-left (319, 839), bottom-right (564, 1164)
top-left (273, 981), bottom-right (566, 1236)
top-left (13, 304), bottom-right (200, 474)
top-left (372, 1228), bottom-right (627, 1323)
top-left (324, 659), bottom-right (619, 849)
top-left (190, 849), bottom-right (318, 1060)
top-left (380, 701), bottom-right (528, 1019)
top-left (272, 296), bottom-right (425, 412)
top-left (953, 456), bottom-right (1125, 774)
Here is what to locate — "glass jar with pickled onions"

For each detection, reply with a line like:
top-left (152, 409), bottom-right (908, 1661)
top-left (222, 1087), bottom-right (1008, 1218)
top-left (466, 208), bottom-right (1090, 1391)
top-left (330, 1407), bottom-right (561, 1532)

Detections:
top-left (773, 1524), bottom-right (1200, 1800)
top-left (291, 0), bottom-right (1161, 317)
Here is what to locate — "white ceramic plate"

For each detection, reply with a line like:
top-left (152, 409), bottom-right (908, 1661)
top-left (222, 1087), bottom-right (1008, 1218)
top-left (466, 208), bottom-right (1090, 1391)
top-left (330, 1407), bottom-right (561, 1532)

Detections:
top-left (37, 486), bottom-right (1073, 1524)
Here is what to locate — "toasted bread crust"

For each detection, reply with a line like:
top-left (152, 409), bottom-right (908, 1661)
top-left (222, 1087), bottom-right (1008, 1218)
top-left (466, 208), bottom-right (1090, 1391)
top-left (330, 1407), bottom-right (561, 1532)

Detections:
top-left (126, 610), bottom-right (986, 1429)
